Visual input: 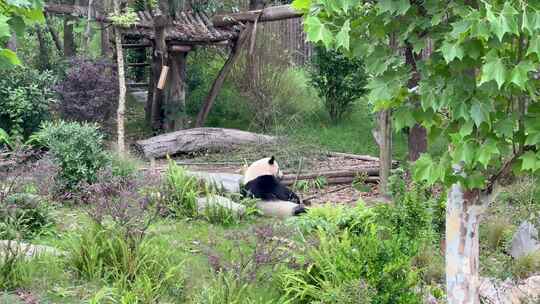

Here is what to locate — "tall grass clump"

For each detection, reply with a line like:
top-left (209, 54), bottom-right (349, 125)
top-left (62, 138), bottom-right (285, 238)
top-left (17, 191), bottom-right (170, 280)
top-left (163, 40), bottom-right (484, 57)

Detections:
top-left (34, 120), bottom-right (108, 191)
top-left (162, 157), bottom-right (201, 218)
top-left (68, 168), bottom-right (183, 302)
top-left (0, 241), bottom-right (31, 290)
top-left (0, 166), bottom-right (54, 240)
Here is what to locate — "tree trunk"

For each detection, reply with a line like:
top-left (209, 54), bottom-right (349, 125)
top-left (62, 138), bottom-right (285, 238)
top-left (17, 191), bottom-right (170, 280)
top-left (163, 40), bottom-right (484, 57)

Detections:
top-left (446, 183), bottom-right (483, 303)
top-left (163, 51), bottom-right (188, 131)
top-left (45, 13), bottom-right (63, 56)
top-left (36, 26), bottom-right (50, 70)
top-left (6, 34), bottom-right (17, 51)
top-left (405, 45), bottom-right (427, 162)
top-left (373, 110), bottom-right (392, 195)
top-left (63, 10), bottom-right (77, 57)
top-left (408, 124), bottom-right (427, 161)
top-left (113, 0), bottom-right (126, 154)
top-left (84, 0), bottom-right (94, 49)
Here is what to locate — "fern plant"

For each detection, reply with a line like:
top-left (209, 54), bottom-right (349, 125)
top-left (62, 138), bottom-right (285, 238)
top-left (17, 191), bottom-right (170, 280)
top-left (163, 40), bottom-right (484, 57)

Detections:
top-left (0, 128), bottom-right (11, 150)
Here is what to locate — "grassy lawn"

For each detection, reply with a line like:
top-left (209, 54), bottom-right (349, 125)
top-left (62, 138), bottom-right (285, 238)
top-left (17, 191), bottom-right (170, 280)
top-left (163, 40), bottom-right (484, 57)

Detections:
top-left (286, 103), bottom-right (408, 160)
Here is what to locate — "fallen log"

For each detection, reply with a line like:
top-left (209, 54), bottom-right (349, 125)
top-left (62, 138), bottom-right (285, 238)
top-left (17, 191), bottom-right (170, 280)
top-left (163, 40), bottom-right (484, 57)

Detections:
top-left (327, 151), bottom-right (399, 165)
top-left (282, 176), bottom-right (380, 186)
top-left (134, 127), bottom-right (277, 159)
top-left (283, 168), bottom-right (380, 181)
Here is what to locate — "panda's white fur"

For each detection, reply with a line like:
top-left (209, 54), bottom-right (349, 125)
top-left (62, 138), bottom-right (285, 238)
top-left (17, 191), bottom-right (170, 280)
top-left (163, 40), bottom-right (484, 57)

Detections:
top-left (243, 157), bottom-right (283, 184)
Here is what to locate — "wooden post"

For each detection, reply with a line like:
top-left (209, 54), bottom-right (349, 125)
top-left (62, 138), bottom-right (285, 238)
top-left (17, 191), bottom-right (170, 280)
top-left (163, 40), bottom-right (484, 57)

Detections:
top-left (195, 27), bottom-right (251, 127)
top-left (149, 15), bottom-right (168, 131)
top-left (163, 50), bottom-right (188, 131)
top-left (373, 110), bottom-right (392, 196)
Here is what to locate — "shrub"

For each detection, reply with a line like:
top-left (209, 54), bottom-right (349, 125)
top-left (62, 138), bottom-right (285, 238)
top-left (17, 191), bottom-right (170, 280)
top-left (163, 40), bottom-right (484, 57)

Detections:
top-left (54, 57), bottom-right (118, 133)
top-left (282, 195), bottom-right (442, 303)
top-left (34, 121), bottom-right (108, 191)
top-left (511, 252), bottom-right (540, 279)
top-left (279, 228), bottom-right (422, 304)
top-left (309, 45), bottom-right (367, 123)
top-left (205, 225), bottom-right (296, 284)
top-left (483, 217), bottom-right (514, 252)
top-left (0, 66), bottom-right (56, 139)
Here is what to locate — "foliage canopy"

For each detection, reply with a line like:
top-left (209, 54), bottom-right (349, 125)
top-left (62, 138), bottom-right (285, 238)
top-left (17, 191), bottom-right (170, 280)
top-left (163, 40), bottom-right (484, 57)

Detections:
top-left (293, 0), bottom-right (540, 190)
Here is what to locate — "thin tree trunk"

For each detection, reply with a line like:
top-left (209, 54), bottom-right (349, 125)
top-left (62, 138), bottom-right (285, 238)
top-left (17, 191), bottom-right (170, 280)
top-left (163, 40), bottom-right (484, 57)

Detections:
top-left (98, 0), bottom-right (112, 58)
top-left (6, 34), bottom-right (17, 51)
top-left (113, 0), bottom-right (126, 154)
top-left (405, 45), bottom-right (427, 162)
top-left (63, 12), bottom-right (77, 57)
top-left (372, 110), bottom-right (391, 195)
top-left (408, 124), bottom-right (427, 161)
top-left (36, 26), bottom-right (50, 70)
top-left (45, 13), bottom-right (63, 55)
top-left (85, 0), bottom-right (94, 49)
top-left (446, 183), bottom-right (483, 303)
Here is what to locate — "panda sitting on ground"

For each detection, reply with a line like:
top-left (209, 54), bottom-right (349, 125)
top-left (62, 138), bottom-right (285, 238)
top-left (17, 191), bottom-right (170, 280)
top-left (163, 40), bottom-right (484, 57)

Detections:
top-left (241, 156), bottom-right (307, 216)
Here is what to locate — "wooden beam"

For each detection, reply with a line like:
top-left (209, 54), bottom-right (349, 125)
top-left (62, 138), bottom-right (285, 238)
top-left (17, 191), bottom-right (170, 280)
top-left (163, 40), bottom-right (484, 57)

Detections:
top-left (127, 62), bottom-right (150, 67)
top-left (212, 5), bottom-right (303, 27)
top-left (122, 43), bottom-right (152, 49)
top-left (169, 45), bottom-right (192, 52)
top-left (195, 26), bottom-right (251, 127)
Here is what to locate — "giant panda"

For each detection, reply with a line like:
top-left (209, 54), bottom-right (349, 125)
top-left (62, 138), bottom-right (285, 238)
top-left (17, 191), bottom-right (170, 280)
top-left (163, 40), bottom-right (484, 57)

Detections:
top-left (241, 156), bottom-right (306, 216)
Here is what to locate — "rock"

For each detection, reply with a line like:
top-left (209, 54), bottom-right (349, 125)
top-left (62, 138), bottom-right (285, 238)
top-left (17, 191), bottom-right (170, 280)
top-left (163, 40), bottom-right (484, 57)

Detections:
top-left (187, 171), bottom-right (243, 193)
top-left (510, 221), bottom-right (540, 259)
top-left (256, 200), bottom-right (305, 219)
top-left (196, 195), bottom-right (246, 215)
top-left (480, 275), bottom-right (540, 304)
top-left (0, 240), bottom-right (65, 259)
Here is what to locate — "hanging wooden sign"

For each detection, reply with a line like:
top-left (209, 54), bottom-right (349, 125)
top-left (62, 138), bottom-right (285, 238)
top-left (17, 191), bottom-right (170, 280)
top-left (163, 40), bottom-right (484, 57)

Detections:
top-left (157, 65), bottom-right (169, 90)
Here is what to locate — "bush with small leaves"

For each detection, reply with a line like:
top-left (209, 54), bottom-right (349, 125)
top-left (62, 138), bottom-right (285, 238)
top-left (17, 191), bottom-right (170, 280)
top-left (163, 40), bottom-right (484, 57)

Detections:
top-left (309, 45), bottom-right (367, 123)
top-left (0, 66), bottom-right (56, 140)
top-left (34, 120), bottom-right (108, 191)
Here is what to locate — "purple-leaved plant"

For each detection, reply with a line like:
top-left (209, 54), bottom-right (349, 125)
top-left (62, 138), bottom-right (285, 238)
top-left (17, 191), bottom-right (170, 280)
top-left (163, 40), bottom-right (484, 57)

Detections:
top-left (54, 57), bottom-right (119, 134)
top-left (204, 224), bottom-right (303, 284)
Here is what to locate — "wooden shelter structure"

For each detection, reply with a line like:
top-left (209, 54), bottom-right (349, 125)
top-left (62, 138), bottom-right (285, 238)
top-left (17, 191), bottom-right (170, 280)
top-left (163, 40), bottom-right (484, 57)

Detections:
top-left (44, 4), bottom-right (302, 131)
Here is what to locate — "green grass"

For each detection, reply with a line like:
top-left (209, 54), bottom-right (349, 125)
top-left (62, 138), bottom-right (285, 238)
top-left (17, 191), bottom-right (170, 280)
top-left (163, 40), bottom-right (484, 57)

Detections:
top-left (285, 102), bottom-right (408, 160)
top-left (1, 204), bottom-right (284, 303)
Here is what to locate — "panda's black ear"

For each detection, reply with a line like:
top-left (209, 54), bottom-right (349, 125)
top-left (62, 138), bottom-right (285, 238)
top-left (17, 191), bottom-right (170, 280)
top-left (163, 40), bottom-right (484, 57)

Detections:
top-left (269, 156), bottom-right (275, 165)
